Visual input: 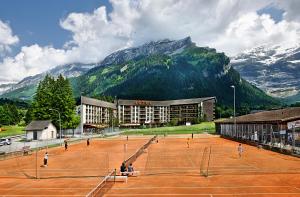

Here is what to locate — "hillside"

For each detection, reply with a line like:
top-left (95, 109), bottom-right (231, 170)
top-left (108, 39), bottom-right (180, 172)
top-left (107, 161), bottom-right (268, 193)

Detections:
top-left (71, 37), bottom-right (279, 108)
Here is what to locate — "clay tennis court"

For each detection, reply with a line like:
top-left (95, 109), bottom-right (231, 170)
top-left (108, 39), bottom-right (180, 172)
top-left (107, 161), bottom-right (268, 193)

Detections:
top-left (104, 134), bottom-right (300, 197)
top-left (0, 136), bottom-right (150, 196)
top-left (0, 134), bottom-right (300, 196)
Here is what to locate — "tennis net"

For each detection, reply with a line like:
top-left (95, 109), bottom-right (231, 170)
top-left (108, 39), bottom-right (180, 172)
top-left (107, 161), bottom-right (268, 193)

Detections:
top-left (200, 146), bottom-right (211, 177)
top-left (86, 170), bottom-right (116, 197)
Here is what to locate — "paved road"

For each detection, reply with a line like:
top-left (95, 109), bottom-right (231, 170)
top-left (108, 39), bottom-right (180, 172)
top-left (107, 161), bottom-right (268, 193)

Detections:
top-left (0, 138), bottom-right (63, 153)
top-left (0, 131), bottom-right (121, 154)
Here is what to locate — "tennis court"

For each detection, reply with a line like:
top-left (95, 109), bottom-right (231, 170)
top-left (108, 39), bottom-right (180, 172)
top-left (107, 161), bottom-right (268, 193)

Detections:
top-left (104, 134), bottom-right (300, 197)
top-left (0, 136), bottom-right (151, 196)
top-left (0, 134), bottom-right (300, 196)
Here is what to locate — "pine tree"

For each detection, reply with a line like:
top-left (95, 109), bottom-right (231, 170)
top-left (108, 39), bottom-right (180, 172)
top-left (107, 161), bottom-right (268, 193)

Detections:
top-left (31, 74), bottom-right (80, 129)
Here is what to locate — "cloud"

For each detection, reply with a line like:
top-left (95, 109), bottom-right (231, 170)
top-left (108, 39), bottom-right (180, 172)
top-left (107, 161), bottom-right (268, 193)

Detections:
top-left (0, 20), bottom-right (19, 53)
top-left (276, 0), bottom-right (300, 22)
top-left (0, 44), bottom-right (69, 83)
top-left (212, 12), bottom-right (300, 55)
top-left (1, 0), bottom-right (300, 84)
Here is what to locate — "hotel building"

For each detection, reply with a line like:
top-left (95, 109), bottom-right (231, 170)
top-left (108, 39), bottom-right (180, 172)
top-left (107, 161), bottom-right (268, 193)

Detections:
top-left (117, 97), bottom-right (215, 126)
top-left (80, 96), bottom-right (215, 130)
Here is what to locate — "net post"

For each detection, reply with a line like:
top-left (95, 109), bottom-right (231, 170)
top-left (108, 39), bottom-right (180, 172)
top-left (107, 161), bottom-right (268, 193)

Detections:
top-left (114, 168), bottom-right (116, 183)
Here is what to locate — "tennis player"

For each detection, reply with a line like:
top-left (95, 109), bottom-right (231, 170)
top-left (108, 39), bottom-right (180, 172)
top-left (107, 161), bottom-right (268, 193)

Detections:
top-left (238, 144), bottom-right (243, 158)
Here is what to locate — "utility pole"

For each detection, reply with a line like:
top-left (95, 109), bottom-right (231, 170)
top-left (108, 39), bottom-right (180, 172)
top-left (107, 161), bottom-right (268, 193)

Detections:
top-left (231, 85), bottom-right (236, 138)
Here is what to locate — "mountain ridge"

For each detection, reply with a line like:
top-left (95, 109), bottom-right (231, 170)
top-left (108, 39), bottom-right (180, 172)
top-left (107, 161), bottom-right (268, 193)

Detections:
top-left (231, 44), bottom-right (300, 103)
top-left (1, 37), bottom-right (279, 110)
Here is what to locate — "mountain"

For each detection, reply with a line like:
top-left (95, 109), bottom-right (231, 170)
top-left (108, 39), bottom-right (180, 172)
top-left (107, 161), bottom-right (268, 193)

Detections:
top-left (71, 37), bottom-right (279, 108)
top-left (231, 45), bottom-right (300, 103)
top-left (1, 63), bottom-right (96, 99)
top-left (0, 83), bottom-right (16, 95)
top-left (0, 38), bottom-right (191, 100)
top-left (1, 37), bottom-right (279, 109)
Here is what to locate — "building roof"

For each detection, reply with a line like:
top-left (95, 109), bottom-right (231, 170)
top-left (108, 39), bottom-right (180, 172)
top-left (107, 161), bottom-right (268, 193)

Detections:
top-left (117, 97), bottom-right (216, 106)
top-left (215, 107), bottom-right (300, 124)
top-left (81, 96), bottom-right (116, 109)
top-left (25, 120), bottom-right (53, 131)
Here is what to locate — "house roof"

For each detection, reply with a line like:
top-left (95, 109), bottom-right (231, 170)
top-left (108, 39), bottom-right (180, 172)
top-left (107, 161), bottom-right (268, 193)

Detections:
top-left (81, 96), bottom-right (116, 109)
top-left (117, 97), bottom-right (216, 106)
top-left (215, 107), bottom-right (300, 124)
top-left (25, 120), bottom-right (53, 131)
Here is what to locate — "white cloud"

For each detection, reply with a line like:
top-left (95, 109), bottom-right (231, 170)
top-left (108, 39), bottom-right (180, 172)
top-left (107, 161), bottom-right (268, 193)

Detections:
top-left (0, 44), bottom-right (69, 83)
top-left (0, 20), bottom-right (19, 53)
top-left (1, 0), bottom-right (300, 84)
top-left (212, 13), bottom-right (300, 55)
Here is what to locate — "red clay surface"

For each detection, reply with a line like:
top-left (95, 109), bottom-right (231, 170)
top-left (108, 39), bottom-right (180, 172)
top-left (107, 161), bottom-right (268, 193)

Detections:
top-left (103, 134), bottom-right (300, 197)
top-left (0, 136), bottom-right (151, 196)
top-left (1, 134), bottom-right (300, 197)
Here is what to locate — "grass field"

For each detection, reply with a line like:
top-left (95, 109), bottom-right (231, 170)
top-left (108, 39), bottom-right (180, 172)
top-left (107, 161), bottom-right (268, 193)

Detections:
top-left (122, 122), bottom-right (215, 135)
top-left (0, 125), bottom-right (25, 138)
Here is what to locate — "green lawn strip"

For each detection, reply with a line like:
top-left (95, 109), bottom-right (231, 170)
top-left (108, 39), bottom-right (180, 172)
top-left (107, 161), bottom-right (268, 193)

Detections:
top-left (122, 122), bottom-right (215, 135)
top-left (0, 125), bottom-right (25, 138)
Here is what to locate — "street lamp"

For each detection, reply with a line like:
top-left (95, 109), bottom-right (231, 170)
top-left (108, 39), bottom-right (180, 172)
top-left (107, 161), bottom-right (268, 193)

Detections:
top-left (49, 108), bottom-right (62, 146)
top-left (80, 93), bottom-right (84, 138)
top-left (230, 85), bottom-right (236, 138)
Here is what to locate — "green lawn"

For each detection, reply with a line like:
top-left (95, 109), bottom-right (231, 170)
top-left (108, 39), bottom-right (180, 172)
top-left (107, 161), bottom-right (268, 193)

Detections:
top-left (122, 122), bottom-right (215, 135)
top-left (0, 125), bottom-right (25, 138)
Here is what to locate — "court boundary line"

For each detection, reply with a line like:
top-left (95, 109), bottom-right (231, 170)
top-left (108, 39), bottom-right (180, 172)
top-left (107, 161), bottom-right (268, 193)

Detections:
top-left (109, 185), bottom-right (295, 189)
top-left (104, 193), bottom-right (300, 196)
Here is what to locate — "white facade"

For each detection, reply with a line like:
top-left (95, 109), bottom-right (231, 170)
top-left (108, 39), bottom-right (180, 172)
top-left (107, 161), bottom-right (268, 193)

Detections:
top-left (83, 104), bottom-right (111, 125)
top-left (26, 123), bottom-right (57, 141)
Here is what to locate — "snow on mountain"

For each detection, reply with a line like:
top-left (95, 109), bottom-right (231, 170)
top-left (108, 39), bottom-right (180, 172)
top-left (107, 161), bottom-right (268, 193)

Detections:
top-left (231, 44), bottom-right (300, 99)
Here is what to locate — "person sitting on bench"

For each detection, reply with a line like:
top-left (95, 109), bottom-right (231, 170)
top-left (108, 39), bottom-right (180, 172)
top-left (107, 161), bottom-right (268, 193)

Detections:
top-left (120, 162), bottom-right (127, 176)
top-left (127, 163), bottom-right (134, 175)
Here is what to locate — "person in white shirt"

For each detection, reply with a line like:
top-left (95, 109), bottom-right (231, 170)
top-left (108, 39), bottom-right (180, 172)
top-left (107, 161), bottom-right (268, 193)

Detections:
top-left (44, 152), bottom-right (48, 167)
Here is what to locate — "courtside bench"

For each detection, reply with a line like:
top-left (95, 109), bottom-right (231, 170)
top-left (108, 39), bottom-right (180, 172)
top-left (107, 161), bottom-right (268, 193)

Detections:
top-left (121, 171), bottom-right (140, 177)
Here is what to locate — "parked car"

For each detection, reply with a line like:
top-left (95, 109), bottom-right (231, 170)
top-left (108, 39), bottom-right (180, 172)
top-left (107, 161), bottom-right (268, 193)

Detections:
top-left (0, 138), bottom-right (11, 145)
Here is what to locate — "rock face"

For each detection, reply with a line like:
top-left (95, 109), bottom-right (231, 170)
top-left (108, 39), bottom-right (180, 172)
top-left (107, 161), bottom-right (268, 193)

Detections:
top-left (231, 44), bottom-right (300, 102)
top-left (100, 37), bottom-right (194, 66)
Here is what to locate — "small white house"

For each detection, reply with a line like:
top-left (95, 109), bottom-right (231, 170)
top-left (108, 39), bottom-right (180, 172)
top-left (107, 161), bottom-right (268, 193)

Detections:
top-left (25, 120), bottom-right (57, 140)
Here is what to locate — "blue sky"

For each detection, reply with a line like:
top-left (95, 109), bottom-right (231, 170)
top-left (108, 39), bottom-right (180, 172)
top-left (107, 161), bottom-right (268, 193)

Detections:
top-left (0, 0), bottom-right (299, 84)
top-left (0, 0), bottom-right (111, 51)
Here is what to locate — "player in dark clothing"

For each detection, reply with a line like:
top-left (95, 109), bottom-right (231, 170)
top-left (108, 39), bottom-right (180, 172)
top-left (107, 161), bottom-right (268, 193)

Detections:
top-left (64, 140), bottom-right (68, 150)
top-left (120, 162), bottom-right (127, 175)
top-left (87, 138), bottom-right (90, 146)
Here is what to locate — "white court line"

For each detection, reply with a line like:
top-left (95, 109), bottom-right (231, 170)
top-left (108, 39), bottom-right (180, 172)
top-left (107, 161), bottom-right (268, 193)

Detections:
top-left (1, 195), bottom-right (85, 196)
top-left (0, 188), bottom-right (92, 190)
top-left (110, 186), bottom-right (294, 189)
top-left (104, 193), bottom-right (300, 196)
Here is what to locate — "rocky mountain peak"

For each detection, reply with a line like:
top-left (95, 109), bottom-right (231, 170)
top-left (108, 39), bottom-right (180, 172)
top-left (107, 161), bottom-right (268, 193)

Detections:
top-left (100, 36), bottom-right (194, 66)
